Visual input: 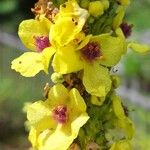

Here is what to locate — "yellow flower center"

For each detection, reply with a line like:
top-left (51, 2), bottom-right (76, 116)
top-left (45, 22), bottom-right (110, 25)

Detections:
top-left (34, 36), bottom-right (50, 52)
top-left (81, 42), bottom-right (102, 62)
top-left (52, 105), bottom-right (68, 124)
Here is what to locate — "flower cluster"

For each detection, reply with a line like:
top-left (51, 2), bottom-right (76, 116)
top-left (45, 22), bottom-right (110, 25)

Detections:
top-left (11, 0), bottom-right (149, 150)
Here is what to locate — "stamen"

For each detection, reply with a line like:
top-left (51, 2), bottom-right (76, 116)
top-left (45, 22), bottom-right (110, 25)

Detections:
top-left (52, 105), bottom-right (68, 124)
top-left (81, 42), bottom-right (102, 62)
top-left (34, 36), bottom-right (50, 52)
top-left (120, 22), bottom-right (133, 38)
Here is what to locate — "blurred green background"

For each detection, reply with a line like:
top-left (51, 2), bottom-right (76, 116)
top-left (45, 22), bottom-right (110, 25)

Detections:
top-left (0, 0), bottom-right (150, 149)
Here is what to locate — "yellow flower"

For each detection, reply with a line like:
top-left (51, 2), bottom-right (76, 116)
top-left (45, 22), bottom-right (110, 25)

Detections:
top-left (110, 140), bottom-right (131, 150)
top-left (11, 15), bottom-right (56, 77)
top-left (18, 15), bottom-right (52, 52)
top-left (12, 0), bottom-right (88, 77)
top-left (50, 0), bottom-right (89, 47)
top-left (27, 84), bottom-right (89, 150)
top-left (53, 34), bottom-right (125, 98)
top-left (111, 94), bottom-right (135, 139)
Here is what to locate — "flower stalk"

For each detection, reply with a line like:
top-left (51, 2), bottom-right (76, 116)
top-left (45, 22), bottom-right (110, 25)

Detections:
top-left (11, 0), bottom-right (149, 150)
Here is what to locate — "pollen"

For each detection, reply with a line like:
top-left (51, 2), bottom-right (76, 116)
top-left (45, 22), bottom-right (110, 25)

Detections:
top-left (34, 36), bottom-right (50, 52)
top-left (81, 42), bottom-right (102, 62)
top-left (52, 105), bottom-right (68, 124)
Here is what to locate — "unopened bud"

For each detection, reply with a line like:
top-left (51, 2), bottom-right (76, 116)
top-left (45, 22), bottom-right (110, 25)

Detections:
top-left (89, 1), bottom-right (104, 17)
top-left (80, 0), bottom-right (90, 9)
top-left (51, 73), bottom-right (64, 84)
top-left (101, 0), bottom-right (110, 10)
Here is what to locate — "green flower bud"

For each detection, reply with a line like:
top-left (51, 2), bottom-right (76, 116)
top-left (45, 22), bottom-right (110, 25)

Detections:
top-left (51, 73), bottom-right (64, 83)
top-left (80, 0), bottom-right (90, 9)
top-left (89, 1), bottom-right (104, 17)
top-left (101, 0), bottom-right (110, 10)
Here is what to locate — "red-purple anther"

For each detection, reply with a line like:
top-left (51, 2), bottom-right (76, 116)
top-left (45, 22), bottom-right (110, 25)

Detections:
top-left (81, 42), bottom-right (101, 62)
top-left (52, 105), bottom-right (68, 124)
top-left (120, 22), bottom-right (133, 38)
top-left (34, 36), bottom-right (50, 52)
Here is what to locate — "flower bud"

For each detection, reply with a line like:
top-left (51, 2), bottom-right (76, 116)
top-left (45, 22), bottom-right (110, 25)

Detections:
top-left (88, 1), bottom-right (104, 17)
top-left (51, 73), bottom-right (64, 83)
top-left (101, 0), bottom-right (110, 10)
top-left (80, 0), bottom-right (90, 9)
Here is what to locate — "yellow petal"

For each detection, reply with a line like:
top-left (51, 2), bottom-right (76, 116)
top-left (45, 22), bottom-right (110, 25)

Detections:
top-left (42, 113), bottom-right (89, 150)
top-left (111, 94), bottom-right (126, 119)
top-left (83, 62), bottom-right (112, 98)
top-left (128, 42), bottom-right (150, 53)
top-left (11, 47), bottom-right (55, 77)
top-left (77, 35), bottom-right (92, 50)
top-left (50, 0), bottom-right (89, 46)
top-left (38, 129), bottom-right (54, 149)
top-left (42, 47), bottom-right (56, 72)
top-left (113, 6), bottom-right (125, 30)
top-left (47, 84), bottom-right (69, 107)
top-left (52, 45), bottom-right (83, 74)
top-left (19, 15), bottom-right (51, 51)
top-left (28, 127), bottom-right (39, 148)
top-left (59, 0), bottom-right (89, 20)
top-left (27, 101), bottom-right (56, 132)
top-left (91, 34), bottom-right (125, 67)
top-left (69, 88), bottom-right (87, 113)
top-left (59, 0), bottom-right (86, 16)
top-left (116, 118), bottom-right (135, 139)
top-left (115, 28), bottom-right (127, 54)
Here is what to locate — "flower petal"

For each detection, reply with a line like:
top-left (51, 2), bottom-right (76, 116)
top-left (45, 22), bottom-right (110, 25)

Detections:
top-left (47, 84), bottom-right (69, 107)
top-left (77, 35), bottom-right (92, 50)
top-left (69, 88), bottom-right (87, 113)
top-left (11, 47), bottom-right (55, 77)
top-left (27, 101), bottom-right (56, 132)
top-left (28, 127), bottom-right (39, 148)
top-left (128, 42), bottom-right (150, 53)
top-left (83, 62), bottom-right (112, 98)
top-left (42, 113), bottom-right (89, 150)
top-left (91, 34), bottom-right (125, 67)
top-left (111, 94), bottom-right (126, 119)
top-left (50, 0), bottom-right (88, 47)
top-left (52, 45), bottom-right (83, 74)
top-left (113, 6), bottom-right (125, 30)
top-left (116, 118), bottom-right (135, 139)
top-left (19, 15), bottom-right (51, 51)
